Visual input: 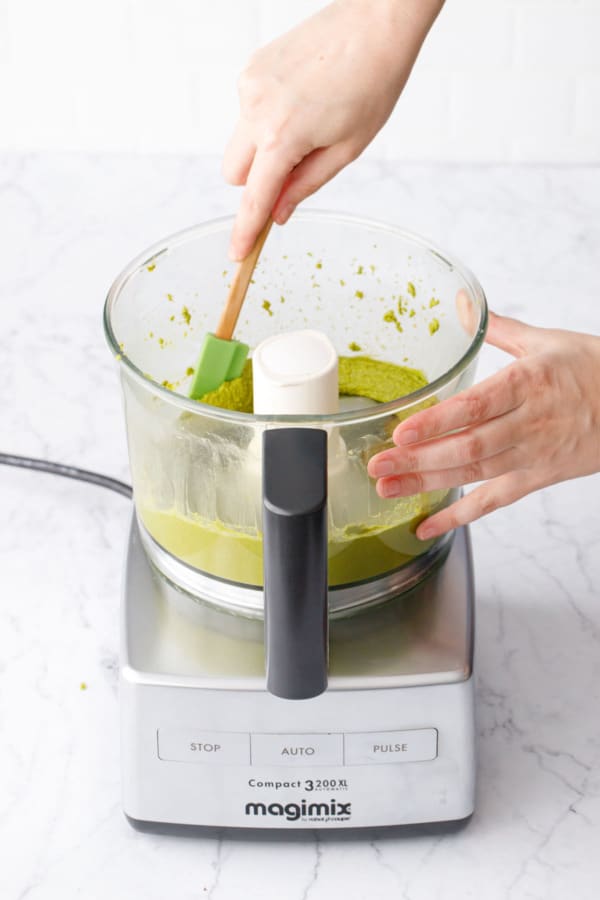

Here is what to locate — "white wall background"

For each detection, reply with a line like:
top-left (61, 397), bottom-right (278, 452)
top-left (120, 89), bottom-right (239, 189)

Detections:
top-left (0, 0), bottom-right (599, 163)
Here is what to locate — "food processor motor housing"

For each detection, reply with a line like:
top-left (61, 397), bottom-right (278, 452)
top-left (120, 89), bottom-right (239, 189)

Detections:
top-left (120, 425), bottom-right (476, 831)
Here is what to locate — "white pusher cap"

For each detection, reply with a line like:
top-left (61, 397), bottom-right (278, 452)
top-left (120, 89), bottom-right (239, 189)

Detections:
top-left (252, 330), bottom-right (339, 415)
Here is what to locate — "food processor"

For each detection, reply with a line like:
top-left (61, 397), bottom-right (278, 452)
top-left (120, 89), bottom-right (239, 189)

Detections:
top-left (104, 211), bottom-right (487, 831)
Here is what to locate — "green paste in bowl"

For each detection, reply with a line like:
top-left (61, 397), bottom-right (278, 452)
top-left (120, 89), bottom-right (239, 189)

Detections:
top-left (138, 354), bottom-right (448, 588)
top-left (198, 355), bottom-right (429, 413)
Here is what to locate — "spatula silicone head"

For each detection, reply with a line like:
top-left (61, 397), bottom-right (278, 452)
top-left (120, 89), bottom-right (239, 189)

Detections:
top-left (188, 217), bottom-right (272, 402)
top-left (188, 334), bottom-right (249, 399)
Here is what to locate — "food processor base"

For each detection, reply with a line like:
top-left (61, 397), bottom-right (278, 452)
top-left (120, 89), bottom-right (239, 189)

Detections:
top-left (120, 520), bottom-right (476, 831)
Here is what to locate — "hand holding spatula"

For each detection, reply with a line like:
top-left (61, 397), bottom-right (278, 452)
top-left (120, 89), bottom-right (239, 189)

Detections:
top-left (189, 216), bottom-right (273, 400)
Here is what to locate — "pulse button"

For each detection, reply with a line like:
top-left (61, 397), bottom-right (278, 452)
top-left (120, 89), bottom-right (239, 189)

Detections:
top-left (344, 729), bottom-right (438, 765)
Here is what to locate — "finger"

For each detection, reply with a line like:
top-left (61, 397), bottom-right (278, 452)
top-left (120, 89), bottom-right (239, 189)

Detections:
top-left (369, 412), bottom-right (518, 478)
top-left (414, 470), bottom-right (543, 540)
top-left (229, 146), bottom-right (297, 260)
top-left (455, 289), bottom-right (480, 336)
top-left (485, 310), bottom-right (539, 358)
top-left (375, 447), bottom-right (519, 498)
top-left (272, 143), bottom-right (356, 224)
top-left (222, 122), bottom-right (256, 186)
top-left (392, 364), bottom-right (526, 446)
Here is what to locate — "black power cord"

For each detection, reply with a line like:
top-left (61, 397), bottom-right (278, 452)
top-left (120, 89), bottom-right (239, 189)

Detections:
top-left (0, 453), bottom-right (132, 499)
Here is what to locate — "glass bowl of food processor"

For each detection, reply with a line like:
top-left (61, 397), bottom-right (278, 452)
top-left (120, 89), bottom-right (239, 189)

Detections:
top-left (104, 211), bottom-right (487, 620)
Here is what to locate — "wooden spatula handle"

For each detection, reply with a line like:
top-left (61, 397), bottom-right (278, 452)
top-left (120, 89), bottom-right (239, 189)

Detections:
top-left (215, 216), bottom-right (273, 341)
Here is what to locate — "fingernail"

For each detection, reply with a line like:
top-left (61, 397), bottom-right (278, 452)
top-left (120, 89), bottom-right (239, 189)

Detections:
top-left (369, 458), bottom-right (395, 477)
top-left (375, 480), bottom-right (394, 499)
top-left (228, 242), bottom-right (243, 261)
top-left (276, 204), bottom-right (294, 224)
top-left (377, 478), bottom-right (404, 499)
top-left (417, 524), bottom-right (434, 541)
top-left (396, 429), bottom-right (418, 445)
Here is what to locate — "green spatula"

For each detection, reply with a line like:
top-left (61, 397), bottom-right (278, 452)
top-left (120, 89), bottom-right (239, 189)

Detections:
top-left (189, 217), bottom-right (273, 400)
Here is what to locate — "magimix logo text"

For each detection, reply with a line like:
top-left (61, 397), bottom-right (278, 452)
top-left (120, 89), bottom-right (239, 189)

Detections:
top-left (245, 799), bottom-right (351, 822)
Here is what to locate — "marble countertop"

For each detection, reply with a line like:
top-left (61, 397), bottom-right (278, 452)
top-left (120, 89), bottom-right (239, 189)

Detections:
top-left (1, 154), bottom-right (600, 899)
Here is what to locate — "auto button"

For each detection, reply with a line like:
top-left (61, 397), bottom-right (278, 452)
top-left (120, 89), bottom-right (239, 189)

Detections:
top-left (251, 733), bottom-right (343, 766)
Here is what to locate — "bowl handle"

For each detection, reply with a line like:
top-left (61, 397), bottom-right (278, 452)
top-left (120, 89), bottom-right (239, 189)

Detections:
top-left (262, 427), bottom-right (328, 700)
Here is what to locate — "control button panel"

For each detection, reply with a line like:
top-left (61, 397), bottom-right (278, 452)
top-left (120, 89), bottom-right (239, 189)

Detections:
top-left (251, 732), bottom-right (344, 767)
top-left (344, 728), bottom-right (438, 765)
top-left (157, 729), bottom-right (250, 765)
top-left (157, 728), bottom-right (438, 766)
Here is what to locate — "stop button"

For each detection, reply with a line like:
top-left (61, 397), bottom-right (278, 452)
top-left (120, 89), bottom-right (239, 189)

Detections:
top-left (157, 729), bottom-right (250, 765)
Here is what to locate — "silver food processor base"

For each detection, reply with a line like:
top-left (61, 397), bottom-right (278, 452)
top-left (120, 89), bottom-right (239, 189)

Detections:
top-left (121, 518), bottom-right (476, 833)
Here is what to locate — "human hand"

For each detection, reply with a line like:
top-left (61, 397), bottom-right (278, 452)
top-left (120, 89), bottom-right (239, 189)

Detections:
top-left (223, 0), bottom-right (443, 259)
top-left (367, 311), bottom-right (600, 538)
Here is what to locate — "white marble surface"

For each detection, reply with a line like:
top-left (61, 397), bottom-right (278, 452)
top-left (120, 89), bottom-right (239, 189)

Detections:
top-left (1, 154), bottom-right (600, 899)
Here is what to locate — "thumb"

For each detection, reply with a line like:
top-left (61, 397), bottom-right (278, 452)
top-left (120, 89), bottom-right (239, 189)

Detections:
top-left (485, 310), bottom-right (539, 358)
